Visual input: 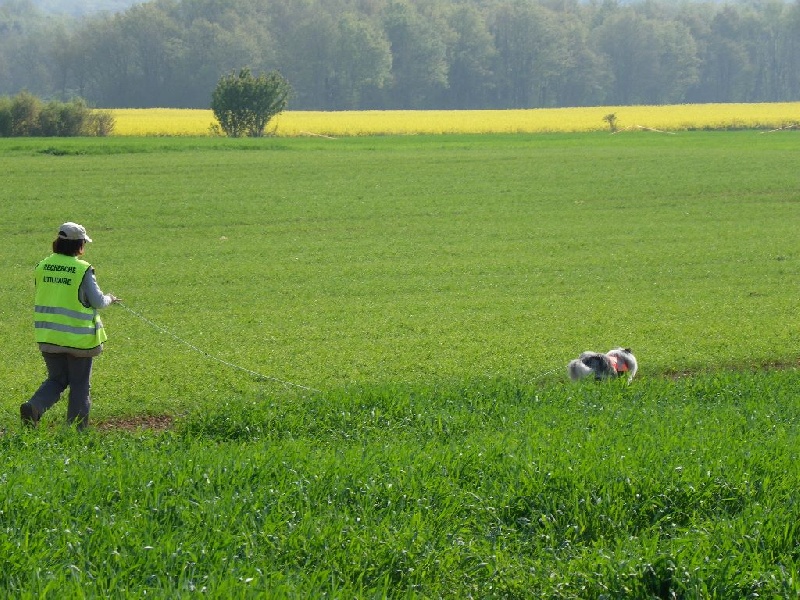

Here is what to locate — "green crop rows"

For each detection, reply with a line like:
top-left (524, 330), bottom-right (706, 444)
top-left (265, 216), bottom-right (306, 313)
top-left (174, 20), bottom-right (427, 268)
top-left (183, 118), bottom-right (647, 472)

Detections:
top-left (1, 132), bottom-right (798, 597)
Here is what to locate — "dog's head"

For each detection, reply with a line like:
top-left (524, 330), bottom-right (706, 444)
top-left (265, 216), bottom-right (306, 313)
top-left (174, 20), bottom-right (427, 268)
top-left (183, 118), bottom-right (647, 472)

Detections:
top-left (607, 347), bottom-right (638, 381)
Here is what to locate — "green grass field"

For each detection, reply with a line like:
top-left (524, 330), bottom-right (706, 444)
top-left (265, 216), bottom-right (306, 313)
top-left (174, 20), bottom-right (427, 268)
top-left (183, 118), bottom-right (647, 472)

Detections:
top-left (1, 132), bottom-right (799, 597)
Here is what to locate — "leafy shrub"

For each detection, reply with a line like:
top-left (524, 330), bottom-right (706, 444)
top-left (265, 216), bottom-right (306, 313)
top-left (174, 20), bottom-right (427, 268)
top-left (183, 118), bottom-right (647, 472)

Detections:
top-left (37, 99), bottom-right (86, 136)
top-left (10, 91), bottom-right (41, 136)
top-left (0, 96), bottom-right (12, 137)
top-left (0, 92), bottom-right (113, 137)
top-left (82, 109), bottom-right (115, 136)
top-left (211, 68), bottom-right (291, 137)
top-left (0, 96), bottom-right (11, 136)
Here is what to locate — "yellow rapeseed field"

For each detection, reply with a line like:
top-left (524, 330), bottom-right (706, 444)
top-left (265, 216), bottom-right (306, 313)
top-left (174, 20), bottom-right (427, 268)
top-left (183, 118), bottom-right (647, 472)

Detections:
top-left (110, 103), bottom-right (800, 137)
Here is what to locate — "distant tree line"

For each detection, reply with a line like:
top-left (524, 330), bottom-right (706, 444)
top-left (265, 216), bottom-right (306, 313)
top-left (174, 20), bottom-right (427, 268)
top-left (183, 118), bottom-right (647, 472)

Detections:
top-left (29, 0), bottom-right (137, 17)
top-left (1, 0), bottom-right (799, 110)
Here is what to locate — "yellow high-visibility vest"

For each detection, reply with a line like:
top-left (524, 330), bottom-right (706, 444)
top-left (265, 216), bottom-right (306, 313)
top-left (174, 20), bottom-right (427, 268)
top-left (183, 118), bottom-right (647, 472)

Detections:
top-left (33, 254), bottom-right (108, 349)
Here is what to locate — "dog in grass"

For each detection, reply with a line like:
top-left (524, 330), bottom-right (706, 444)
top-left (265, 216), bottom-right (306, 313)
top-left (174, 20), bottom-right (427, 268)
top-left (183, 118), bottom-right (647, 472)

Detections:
top-left (568, 347), bottom-right (638, 382)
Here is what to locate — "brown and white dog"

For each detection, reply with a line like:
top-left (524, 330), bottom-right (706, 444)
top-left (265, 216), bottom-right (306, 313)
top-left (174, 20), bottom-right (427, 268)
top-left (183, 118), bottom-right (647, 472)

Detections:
top-left (568, 347), bottom-right (638, 382)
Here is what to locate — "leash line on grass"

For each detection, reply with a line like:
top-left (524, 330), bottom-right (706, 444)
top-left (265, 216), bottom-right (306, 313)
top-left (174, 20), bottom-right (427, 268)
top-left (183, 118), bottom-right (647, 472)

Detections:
top-left (116, 302), bottom-right (322, 395)
top-left (531, 368), bottom-right (560, 382)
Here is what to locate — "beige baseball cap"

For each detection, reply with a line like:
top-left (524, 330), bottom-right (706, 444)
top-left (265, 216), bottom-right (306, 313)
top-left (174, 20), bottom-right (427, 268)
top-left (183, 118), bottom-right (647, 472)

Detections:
top-left (58, 222), bottom-right (92, 242)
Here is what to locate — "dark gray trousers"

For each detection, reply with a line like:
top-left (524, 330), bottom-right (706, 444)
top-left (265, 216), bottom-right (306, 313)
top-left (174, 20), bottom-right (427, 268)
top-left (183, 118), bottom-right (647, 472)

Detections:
top-left (29, 352), bottom-right (93, 428)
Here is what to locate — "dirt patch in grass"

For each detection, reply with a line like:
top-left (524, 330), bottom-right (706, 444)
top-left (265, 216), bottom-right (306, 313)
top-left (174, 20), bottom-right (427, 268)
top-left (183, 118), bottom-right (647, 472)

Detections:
top-left (94, 414), bottom-right (175, 432)
top-left (661, 358), bottom-right (799, 379)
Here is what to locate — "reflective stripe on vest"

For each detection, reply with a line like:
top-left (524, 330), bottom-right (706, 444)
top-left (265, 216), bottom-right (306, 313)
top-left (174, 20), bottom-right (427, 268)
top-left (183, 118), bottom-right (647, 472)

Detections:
top-left (34, 254), bottom-right (108, 349)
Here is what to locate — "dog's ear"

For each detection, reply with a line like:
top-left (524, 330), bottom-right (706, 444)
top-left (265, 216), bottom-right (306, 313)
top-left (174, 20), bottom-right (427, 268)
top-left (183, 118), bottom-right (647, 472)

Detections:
top-left (624, 348), bottom-right (632, 354)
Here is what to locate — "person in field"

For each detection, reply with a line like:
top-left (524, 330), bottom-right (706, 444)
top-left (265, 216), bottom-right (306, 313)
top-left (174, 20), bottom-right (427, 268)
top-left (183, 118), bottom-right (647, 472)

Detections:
top-left (21, 222), bottom-right (120, 430)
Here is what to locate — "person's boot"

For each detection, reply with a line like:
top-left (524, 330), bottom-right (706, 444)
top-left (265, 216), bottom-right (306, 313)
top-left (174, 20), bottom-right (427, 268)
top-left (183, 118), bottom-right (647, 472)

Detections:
top-left (70, 414), bottom-right (89, 431)
top-left (20, 402), bottom-right (41, 427)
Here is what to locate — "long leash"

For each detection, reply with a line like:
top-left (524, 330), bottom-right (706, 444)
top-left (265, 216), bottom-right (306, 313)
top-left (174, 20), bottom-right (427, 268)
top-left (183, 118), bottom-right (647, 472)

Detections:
top-left (117, 301), bottom-right (559, 395)
top-left (532, 367), bottom-right (560, 380)
top-left (116, 301), bottom-right (322, 395)
top-left (527, 367), bottom-right (562, 386)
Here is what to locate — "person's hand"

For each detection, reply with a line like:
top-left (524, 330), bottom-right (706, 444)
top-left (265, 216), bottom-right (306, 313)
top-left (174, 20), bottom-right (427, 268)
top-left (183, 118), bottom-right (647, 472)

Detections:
top-left (110, 294), bottom-right (122, 304)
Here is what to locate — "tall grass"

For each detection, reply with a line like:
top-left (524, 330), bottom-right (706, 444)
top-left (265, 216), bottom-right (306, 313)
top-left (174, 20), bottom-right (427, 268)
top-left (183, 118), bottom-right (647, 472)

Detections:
top-left (2, 372), bottom-right (799, 597)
